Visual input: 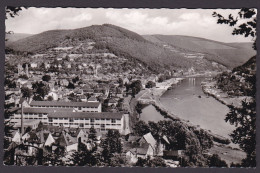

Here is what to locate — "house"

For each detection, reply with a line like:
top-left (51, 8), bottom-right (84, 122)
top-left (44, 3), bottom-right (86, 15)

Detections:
top-left (79, 95), bottom-right (87, 102)
top-left (107, 98), bottom-right (117, 107)
top-left (5, 88), bottom-right (20, 95)
top-left (139, 132), bottom-right (165, 156)
top-left (88, 96), bottom-right (98, 102)
top-left (54, 131), bottom-right (78, 152)
top-left (126, 143), bottom-right (154, 163)
top-left (11, 131), bottom-right (21, 144)
top-left (13, 119), bottom-right (40, 130)
top-left (30, 62), bottom-right (38, 68)
top-left (44, 133), bottom-right (55, 147)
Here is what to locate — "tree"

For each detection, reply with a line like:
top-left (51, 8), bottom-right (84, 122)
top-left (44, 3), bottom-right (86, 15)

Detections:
top-left (146, 81), bottom-right (156, 88)
top-left (42, 75), bottom-right (51, 82)
top-left (72, 76), bottom-right (79, 83)
top-left (118, 78), bottom-right (123, 87)
top-left (67, 82), bottom-right (75, 89)
top-left (21, 87), bottom-right (33, 98)
top-left (88, 126), bottom-right (97, 142)
top-left (101, 130), bottom-right (122, 162)
top-left (70, 143), bottom-right (98, 166)
top-left (132, 120), bottom-right (150, 136)
top-left (207, 154), bottom-right (228, 167)
top-left (135, 156), bottom-right (166, 167)
top-left (135, 102), bottom-right (144, 115)
top-left (47, 96), bottom-right (53, 101)
top-left (32, 81), bottom-right (50, 100)
top-left (130, 80), bottom-right (142, 96)
top-left (213, 8), bottom-right (256, 50)
top-left (213, 8), bottom-right (256, 167)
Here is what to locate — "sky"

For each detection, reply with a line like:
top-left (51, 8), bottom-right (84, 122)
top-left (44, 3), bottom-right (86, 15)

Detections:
top-left (5, 8), bottom-right (256, 43)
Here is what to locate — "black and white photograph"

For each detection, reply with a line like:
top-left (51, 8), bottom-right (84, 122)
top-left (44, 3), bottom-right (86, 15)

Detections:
top-left (4, 7), bottom-right (256, 167)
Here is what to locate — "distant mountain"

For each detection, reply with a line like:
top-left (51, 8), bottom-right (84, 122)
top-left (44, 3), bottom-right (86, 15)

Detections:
top-left (143, 35), bottom-right (256, 68)
top-left (6, 24), bottom-right (253, 73)
top-left (5, 33), bottom-right (33, 43)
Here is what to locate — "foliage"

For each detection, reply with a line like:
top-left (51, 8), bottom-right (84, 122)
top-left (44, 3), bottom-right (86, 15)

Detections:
top-left (70, 143), bottom-right (99, 166)
top-left (32, 81), bottom-right (50, 100)
top-left (207, 154), bottom-right (228, 167)
top-left (67, 82), bottom-right (75, 89)
top-left (72, 76), bottom-right (79, 83)
top-left (213, 8), bottom-right (256, 50)
top-left (21, 87), bottom-right (33, 98)
top-left (88, 126), bottom-right (97, 142)
top-left (145, 81), bottom-right (156, 88)
top-left (132, 120), bottom-right (150, 136)
top-left (101, 130), bottom-right (122, 162)
top-left (135, 156), bottom-right (166, 167)
top-left (130, 80), bottom-right (142, 96)
top-left (42, 75), bottom-right (51, 82)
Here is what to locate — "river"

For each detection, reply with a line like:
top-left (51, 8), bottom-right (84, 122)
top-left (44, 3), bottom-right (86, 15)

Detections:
top-left (140, 77), bottom-right (236, 139)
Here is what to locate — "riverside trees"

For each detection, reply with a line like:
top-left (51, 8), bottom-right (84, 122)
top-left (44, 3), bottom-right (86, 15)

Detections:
top-left (213, 8), bottom-right (256, 167)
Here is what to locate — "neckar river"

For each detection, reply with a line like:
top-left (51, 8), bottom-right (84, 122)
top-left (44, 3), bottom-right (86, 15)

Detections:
top-left (140, 77), bottom-right (236, 139)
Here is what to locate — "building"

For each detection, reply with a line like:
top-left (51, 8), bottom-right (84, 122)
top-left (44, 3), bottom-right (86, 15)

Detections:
top-left (13, 119), bottom-right (41, 130)
top-left (11, 107), bottom-right (74, 125)
top-left (126, 143), bottom-right (154, 163)
top-left (48, 111), bottom-right (127, 133)
top-left (30, 101), bottom-right (102, 113)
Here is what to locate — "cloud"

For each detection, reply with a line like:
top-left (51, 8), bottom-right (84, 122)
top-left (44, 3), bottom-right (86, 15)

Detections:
top-left (179, 12), bottom-right (201, 20)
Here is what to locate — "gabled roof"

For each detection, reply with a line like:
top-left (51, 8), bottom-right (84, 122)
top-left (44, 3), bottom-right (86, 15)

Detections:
top-left (30, 101), bottom-right (100, 108)
top-left (129, 143), bottom-right (150, 155)
top-left (88, 96), bottom-right (97, 101)
top-left (55, 131), bottom-right (77, 146)
top-left (142, 132), bottom-right (157, 150)
top-left (108, 98), bottom-right (117, 103)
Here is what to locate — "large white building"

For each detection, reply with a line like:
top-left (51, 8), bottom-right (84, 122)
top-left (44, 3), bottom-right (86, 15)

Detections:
top-left (29, 101), bottom-right (102, 112)
top-left (11, 107), bottom-right (74, 124)
top-left (48, 112), bottom-right (127, 133)
top-left (10, 107), bottom-right (129, 134)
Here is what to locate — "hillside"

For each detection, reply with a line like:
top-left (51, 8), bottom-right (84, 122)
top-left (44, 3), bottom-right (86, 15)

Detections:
top-left (7, 24), bottom-right (235, 73)
top-left (5, 33), bottom-right (33, 43)
top-left (143, 35), bottom-right (256, 68)
top-left (214, 56), bottom-right (256, 96)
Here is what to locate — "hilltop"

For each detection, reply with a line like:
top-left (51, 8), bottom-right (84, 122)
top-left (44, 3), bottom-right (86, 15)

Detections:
top-left (143, 35), bottom-right (256, 68)
top-left (6, 24), bottom-right (254, 73)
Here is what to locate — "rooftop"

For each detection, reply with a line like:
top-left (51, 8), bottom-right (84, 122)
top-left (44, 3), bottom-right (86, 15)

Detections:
top-left (16, 107), bottom-right (74, 114)
top-left (48, 112), bottom-right (124, 119)
top-left (30, 101), bottom-right (100, 108)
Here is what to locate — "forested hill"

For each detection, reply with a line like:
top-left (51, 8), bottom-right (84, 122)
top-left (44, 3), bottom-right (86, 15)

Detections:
top-left (6, 24), bottom-right (253, 73)
top-left (143, 35), bottom-right (256, 68)
top-left (214, 56), bottom-right (256, 96)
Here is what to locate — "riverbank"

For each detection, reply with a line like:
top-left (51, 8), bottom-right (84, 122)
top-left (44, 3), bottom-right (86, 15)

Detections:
top-left (136, 77), bottom-right (231, 145)
top-left (138, 78), bottom-right (184, 104)
top-left (201, 80), bottom-right (250, 108)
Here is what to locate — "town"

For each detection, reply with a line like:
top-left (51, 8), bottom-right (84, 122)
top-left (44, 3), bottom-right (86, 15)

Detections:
top-left (4, 41), bottom-right (195, 167)
top-left (4, 7), bottom-right (256, 168)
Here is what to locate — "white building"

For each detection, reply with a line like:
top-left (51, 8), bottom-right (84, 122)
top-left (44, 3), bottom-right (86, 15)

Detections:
top-left (30, 101), bottom-right (102, 113)
top-left (11, 107), bottom-right (74, 125)
top-left (48, 111), bottom-right (127, 133)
